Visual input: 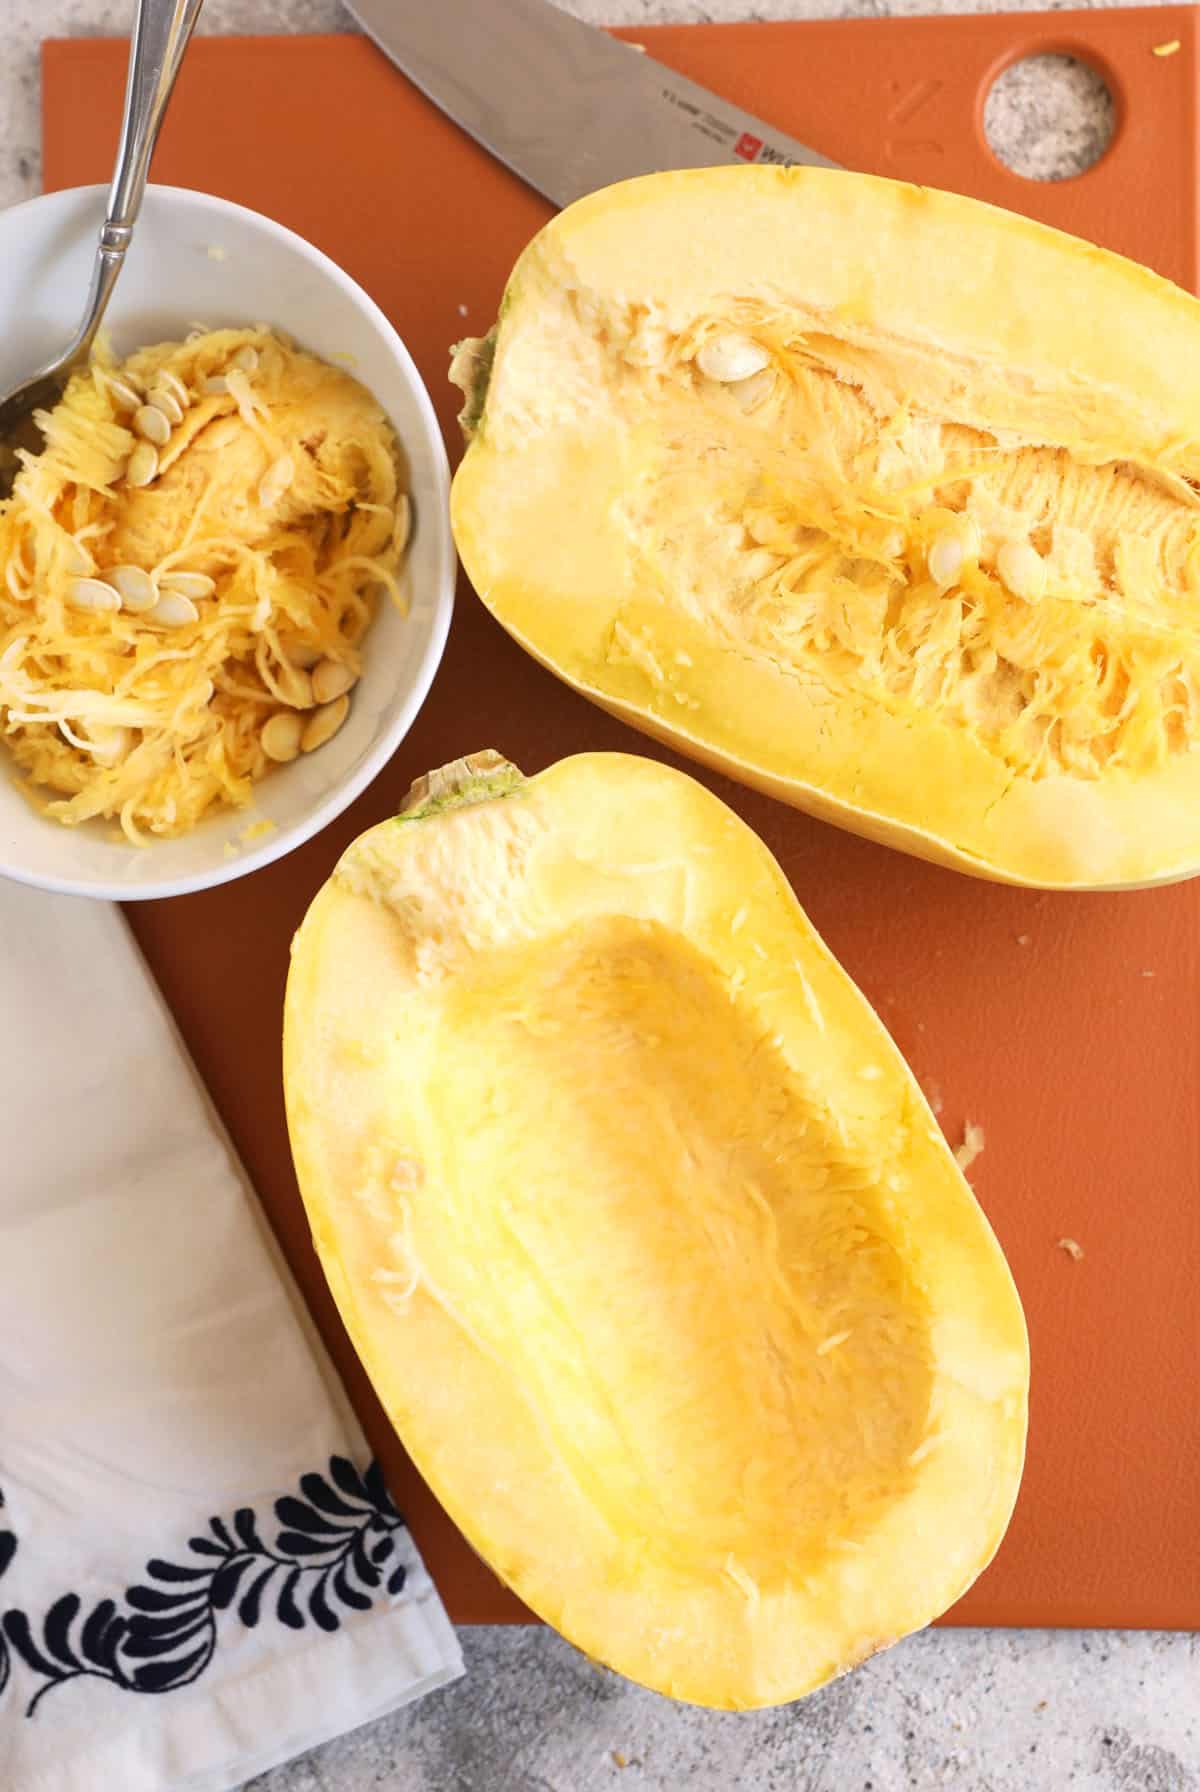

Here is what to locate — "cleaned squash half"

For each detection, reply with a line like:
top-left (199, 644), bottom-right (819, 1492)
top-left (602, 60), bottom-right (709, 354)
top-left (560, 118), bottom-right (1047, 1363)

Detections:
top-left (284, 750), bottom-right (1028, 1709)
top-left (451, 166), bottom-right (1200, 889)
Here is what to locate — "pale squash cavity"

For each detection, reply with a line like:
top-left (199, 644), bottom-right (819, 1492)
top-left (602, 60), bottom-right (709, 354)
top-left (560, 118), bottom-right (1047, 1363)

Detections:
top-left (451, 167), bottom-right (1200, 888)
top-left (428, 915), bottom-right (934, 1574)
top-left (284, 750), bottom-right (1028, 1709)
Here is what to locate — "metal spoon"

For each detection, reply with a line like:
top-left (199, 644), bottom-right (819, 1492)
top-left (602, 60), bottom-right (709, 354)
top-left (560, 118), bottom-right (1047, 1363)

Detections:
top-left (0, 0), bottom-right (205, 497)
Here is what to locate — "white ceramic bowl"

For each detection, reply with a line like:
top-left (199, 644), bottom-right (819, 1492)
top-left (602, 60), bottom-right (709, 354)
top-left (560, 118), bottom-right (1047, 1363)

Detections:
top-left (0, 184), bottom-right (455, 900)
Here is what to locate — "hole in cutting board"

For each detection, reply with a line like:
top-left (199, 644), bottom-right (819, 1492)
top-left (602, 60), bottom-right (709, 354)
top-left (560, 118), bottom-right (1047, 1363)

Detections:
top-left (984, 54), bottom-right (1115, 180)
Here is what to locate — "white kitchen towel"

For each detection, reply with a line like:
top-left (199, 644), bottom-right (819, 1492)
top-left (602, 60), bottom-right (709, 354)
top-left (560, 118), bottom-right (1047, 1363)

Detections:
top-left (0, 880), bottom-right (462, 1792)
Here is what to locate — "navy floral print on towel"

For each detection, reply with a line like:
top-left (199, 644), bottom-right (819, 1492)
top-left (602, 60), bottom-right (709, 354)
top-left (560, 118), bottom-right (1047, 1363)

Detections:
top-left (0, 1457), bottom-right (406, 1718)
top-left (0, 1484), bottom-right (16, 1700)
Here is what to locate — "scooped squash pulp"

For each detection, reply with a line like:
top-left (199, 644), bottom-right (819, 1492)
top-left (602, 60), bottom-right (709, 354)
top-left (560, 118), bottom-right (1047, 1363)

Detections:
top-left (284, 750), bottom-right (1028, 1708)
top-left (0, 328), bottom-right (406, 840)
top-left (451, 167), bottom-right (1200, 888)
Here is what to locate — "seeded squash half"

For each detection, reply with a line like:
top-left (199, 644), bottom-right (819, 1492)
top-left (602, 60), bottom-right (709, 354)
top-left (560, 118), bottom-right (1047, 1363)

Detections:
top-left (451, 166), bottom-right (1200, 889)
top-left (283, 749), bottom-right (1028, 1708)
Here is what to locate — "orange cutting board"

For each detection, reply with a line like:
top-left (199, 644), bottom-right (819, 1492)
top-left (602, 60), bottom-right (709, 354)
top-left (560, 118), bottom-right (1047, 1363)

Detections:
top-left (42, 13), bottom-right (1200, 1630)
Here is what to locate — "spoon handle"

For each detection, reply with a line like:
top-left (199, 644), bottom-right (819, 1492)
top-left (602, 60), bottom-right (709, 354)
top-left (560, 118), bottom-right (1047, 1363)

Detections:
top-left (69, 0), bottom-right (206, 361)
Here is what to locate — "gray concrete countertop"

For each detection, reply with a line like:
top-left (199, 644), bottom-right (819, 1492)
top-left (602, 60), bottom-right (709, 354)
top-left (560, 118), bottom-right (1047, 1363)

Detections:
top-left (1, 2), bottom-right (1196, 1788)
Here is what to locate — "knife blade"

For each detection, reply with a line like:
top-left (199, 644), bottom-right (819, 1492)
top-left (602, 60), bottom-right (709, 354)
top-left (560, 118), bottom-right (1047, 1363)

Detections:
top-left (343, 0), bottom-right (839, 210)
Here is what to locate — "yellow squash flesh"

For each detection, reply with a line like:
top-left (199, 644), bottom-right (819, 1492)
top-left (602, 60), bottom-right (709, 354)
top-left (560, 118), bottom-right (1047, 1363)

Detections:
top-left (451, 167), bottom-right (1200, 888)
top-left (284, 749), bottom-right (1028, 1708)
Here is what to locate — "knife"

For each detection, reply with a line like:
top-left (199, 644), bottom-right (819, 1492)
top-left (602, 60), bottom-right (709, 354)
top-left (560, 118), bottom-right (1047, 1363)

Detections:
top-left (342, 0), bottom-right (839, 210)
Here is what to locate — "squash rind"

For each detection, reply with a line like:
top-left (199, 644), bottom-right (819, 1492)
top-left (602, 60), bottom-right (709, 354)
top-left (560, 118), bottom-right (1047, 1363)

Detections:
top-left (451, 166), bottom-right (1200, 889)
top-left (284, 750), bottom-right (1029, 1708)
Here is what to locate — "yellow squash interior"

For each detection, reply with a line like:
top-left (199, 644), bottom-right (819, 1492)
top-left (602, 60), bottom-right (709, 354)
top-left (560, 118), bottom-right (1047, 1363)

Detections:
top-left (451, 167), bottom-right (1200, 888)
top-left (284, 750), bottom-right (1028, 1707)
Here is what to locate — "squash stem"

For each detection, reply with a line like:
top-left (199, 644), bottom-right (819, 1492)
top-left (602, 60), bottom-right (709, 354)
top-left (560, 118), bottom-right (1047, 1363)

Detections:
top-left (398, 750), bottom-right (525, 821)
